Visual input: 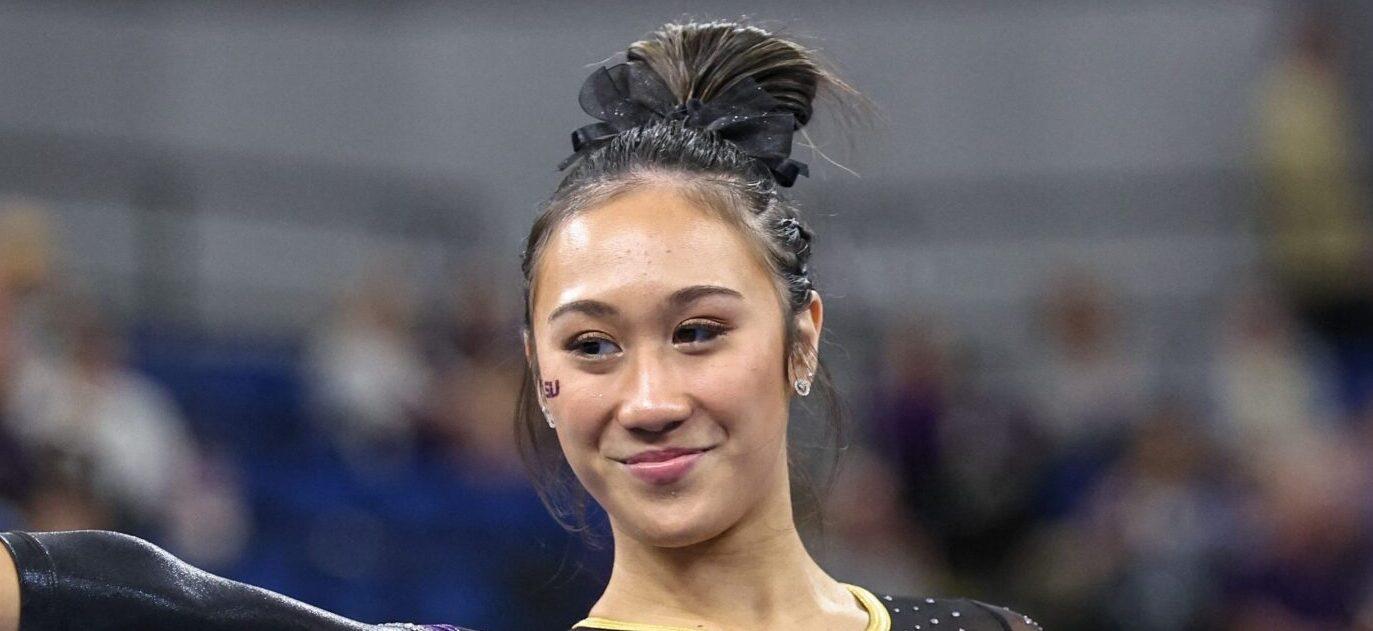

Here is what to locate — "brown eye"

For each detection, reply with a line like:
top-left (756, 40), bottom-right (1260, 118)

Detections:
top-left (672, 321), bottom-right (727, 345)
top-left (565, 334), bottom-right (621, 359)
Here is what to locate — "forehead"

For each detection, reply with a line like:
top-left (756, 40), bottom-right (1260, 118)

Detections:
top-left (531, 185), bottom-right (777, 318)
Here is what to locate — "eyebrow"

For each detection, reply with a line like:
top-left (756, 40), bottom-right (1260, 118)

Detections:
top-left (546, 284), bottom-right (744, 324)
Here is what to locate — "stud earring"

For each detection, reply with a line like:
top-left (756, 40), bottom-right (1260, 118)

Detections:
top-left (793, 377), bottom-right (811, 397)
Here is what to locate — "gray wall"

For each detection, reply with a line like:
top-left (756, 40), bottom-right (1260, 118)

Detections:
top-left (0, 1), bottom-right (1292, 395)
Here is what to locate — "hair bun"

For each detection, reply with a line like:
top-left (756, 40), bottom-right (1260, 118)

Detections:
top-left (626, 20), bottom-right (850, 131)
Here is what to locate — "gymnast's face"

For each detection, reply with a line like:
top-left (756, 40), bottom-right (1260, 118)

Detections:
top-left (528, 183), bottom-right (820, 548)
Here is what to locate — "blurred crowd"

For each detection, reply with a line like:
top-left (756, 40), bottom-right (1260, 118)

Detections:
top-left (0, 204), bottom-right (589, 628)
top-left (814, 10), bottom-right (1373, 630)
top-left (1, 7), bottom-right (1372, 631)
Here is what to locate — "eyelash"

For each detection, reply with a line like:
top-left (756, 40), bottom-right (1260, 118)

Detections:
top-left (673, 319), bottom-right (729, 345)
top-left (564, 320), bottom-right (730, 360)
top-left (565, 333), bottom-right (618, 359)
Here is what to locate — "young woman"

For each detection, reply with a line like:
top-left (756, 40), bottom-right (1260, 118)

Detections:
top-left (0, 20), bottom-right (1041, 631)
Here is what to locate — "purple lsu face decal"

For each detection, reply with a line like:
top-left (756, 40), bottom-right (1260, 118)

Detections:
top-left (542, 379), bottom-right (560, 398)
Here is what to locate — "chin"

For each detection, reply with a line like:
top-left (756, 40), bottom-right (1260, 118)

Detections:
top-left (630, 518), bottom-right (722, 549)
top-left (614, 494), bottom-right (733, 548)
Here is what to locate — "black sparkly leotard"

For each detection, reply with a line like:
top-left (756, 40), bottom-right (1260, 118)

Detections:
top-left (3, 530), bottom-right (1043, 630)
top-left (871, 591), bottom-right (1045, 631)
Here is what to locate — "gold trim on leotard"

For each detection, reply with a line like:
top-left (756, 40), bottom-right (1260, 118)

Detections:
top-left (844, 584), bottom-right (892, 631)
top-left (571, 618), bottom-right (699, 631)
top-left (571, 583), bottom-right (890, 631)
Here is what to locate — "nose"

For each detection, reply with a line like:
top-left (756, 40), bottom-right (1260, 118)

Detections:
top-left (616, 350), bottom-right (691, 435)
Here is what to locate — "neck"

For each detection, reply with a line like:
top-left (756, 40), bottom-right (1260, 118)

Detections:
top-left (589, 481), bottom-right (862, 630)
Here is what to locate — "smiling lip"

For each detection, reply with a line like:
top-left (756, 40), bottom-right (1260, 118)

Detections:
top-left (622, 448), bottom-right (709, 485)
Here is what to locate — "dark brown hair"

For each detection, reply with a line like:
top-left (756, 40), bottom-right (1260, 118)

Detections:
top-left (516, 19), bottom-right (862, 541)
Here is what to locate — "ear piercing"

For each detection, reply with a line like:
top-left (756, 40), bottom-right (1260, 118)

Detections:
top-left (792, 349), bottom-right (816, 397)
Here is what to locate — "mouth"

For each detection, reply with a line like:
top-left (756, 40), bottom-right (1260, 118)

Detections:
top-left (620, 447), bottom-right (712, 486)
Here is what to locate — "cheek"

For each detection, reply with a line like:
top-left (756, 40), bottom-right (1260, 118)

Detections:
top-left (688, 338), bottom-right (788, 440)
top-left (545, 374), bottom-right (615, 495)
top-left (540, 362), bottom-right (614, 439)
top-left (534, 359), bottom-right (621, 496)
top-left (536, 333), bottom-right (789, 475)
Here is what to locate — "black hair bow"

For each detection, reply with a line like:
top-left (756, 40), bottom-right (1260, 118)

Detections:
top-left (558, 62), bottom-right (810, 187)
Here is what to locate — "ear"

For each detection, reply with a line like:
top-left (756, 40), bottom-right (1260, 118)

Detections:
top-left (522, 328), bottom-right (535, 369)
top-left (790, 290), bottom-right (824, 379)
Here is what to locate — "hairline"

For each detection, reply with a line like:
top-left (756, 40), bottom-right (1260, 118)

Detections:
top-left (524, 168), bottom-right (796, 337)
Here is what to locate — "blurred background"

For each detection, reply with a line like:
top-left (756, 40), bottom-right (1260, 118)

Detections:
top-left (0, 1), bottom-right (1370, 629)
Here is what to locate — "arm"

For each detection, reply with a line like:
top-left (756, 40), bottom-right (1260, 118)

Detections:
top-left (0, 530), bottom-right (384, 631)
